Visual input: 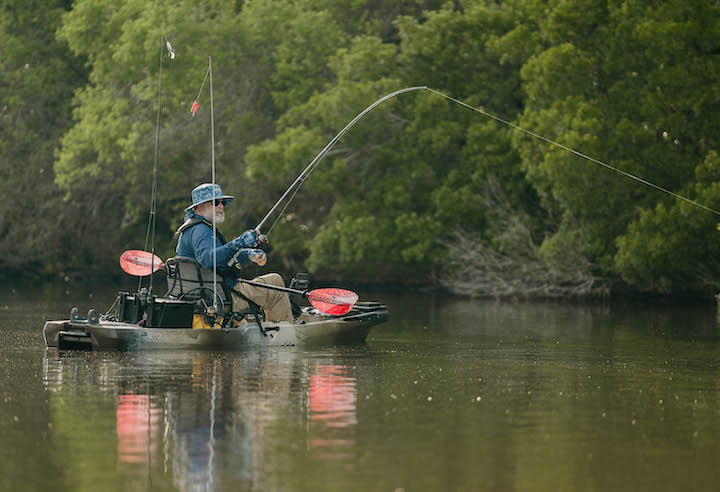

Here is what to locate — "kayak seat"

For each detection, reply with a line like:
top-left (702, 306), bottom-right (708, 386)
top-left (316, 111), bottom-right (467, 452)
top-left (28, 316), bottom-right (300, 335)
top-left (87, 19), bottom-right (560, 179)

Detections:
top-left (164, 257), bottom-right (231, 314)
top-left (164, 257), bottom-right (266, 327)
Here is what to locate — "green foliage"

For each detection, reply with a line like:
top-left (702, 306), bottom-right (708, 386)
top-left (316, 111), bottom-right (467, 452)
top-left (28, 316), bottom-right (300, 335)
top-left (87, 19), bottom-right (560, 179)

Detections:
top-left (615, 151), bottom-right (720, 294)
top-left (242, 0), bottom-right (532, 282)
top-left (0, 0), bottom-right (88, 275)
top-left (5, 0), bottom-right (720, 295)
top-left (516, 0), bottom-right (720, 291)
top-left (239, 0), bottom-right (350, 111)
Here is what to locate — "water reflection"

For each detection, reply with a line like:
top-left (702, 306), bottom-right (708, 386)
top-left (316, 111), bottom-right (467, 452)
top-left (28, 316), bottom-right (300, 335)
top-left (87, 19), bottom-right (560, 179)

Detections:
top-left (308, 365), bottom-right (357, 454)
top-left (309, 365), bottom-right (357, 428)
top-left (381, 293), bottom-right (720, 343)
top-left (116, 393), bottom-right (160, 465)
top-left (9, 291), bottom-right (720, 492)
top-left (41, 349), bottom-right (361, 491)
top-left (168, 359), bottom-right (225, 492)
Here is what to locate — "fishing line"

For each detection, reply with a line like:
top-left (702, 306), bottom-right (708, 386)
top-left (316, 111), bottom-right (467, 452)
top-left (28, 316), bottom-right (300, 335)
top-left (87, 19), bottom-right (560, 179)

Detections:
top-left (140, 30), bottom-right (171, 294)
top-left (209, 56), bottom-right (218, 311)
top-left (425, 88), bottom-right (720, 217)
top-left (190, 64), bottom-right (210, 116)
top-left (194, 66), bottom-right (210, 101)
top-left (266, 183), bottom-right (303, 234)
top-left (186, 57), bottom-right (220, 309)
top-left (258, 87), bottom-right (720, 235)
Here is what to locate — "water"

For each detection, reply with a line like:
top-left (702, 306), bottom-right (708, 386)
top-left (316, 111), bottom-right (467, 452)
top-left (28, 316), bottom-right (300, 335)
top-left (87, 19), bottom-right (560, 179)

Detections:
top-left (2, 282), bottom-right (720, 491)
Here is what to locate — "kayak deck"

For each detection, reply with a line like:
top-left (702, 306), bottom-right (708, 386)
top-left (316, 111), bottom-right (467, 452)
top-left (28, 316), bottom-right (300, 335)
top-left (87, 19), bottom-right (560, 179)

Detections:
top-left (44, 302), bottom-right (388, 351)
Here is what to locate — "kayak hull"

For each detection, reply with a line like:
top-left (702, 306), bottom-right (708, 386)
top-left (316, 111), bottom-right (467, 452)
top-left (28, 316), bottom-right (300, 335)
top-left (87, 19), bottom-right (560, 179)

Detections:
top-left (44, 302), bottom-right (388, 351)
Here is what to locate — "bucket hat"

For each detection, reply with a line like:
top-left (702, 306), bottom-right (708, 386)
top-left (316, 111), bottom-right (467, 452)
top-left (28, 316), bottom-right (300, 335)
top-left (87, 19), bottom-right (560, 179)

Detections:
top-left (185, 183), bottom-right (234, 211)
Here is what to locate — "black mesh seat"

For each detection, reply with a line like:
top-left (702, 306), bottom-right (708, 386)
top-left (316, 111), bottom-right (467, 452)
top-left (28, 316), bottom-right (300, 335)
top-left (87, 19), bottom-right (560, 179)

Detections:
top-left (164, 257), bottom-right (231, 315)
top-left (164, 257), bottom-right (267, 329)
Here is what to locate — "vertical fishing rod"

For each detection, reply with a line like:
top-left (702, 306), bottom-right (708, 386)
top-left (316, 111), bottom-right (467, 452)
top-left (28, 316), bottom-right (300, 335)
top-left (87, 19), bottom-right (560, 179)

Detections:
top-left (189, 59), bottom-right (219, 311)
top-left (140, 30), bottom-right (174, 294)
top-left (209, 56), bottom-right (218, 311)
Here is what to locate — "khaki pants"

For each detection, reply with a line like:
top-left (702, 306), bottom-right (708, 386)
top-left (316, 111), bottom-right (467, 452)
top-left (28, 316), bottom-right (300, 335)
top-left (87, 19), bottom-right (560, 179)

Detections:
top-left (231, 273), bottom-right (293, 322)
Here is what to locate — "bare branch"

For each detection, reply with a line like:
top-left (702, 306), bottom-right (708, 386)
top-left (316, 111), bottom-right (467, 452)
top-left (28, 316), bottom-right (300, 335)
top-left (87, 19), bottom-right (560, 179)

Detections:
top-left (439, 224), bottom-right (607, 299)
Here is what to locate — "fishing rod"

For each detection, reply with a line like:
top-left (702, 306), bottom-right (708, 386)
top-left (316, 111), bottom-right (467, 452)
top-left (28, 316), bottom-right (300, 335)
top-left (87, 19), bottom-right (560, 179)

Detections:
top-left (227, 87), bottom-right (428, 267)
top-left (209, 56), bottom-right (218, 312)
top-left (252, 86), bottom-right (720, 242)
top-left (187, 57), bottom-right (220, 310)
top-left (255, 86), bottom-right (428, 234)
top-left (139, 28), bottom-right (176, 295)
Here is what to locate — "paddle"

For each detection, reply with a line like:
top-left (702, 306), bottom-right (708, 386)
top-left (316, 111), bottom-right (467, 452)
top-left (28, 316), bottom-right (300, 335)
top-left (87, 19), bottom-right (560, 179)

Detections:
top-left (238, 279), bottom-right (359, 316)
top-left (118, 250), bottom-right (359, 315)
top-left (120, 250), bottom-right (165, 277)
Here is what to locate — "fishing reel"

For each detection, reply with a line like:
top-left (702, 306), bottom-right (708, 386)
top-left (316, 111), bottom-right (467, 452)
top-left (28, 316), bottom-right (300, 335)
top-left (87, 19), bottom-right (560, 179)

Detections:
top-left (229, 249), bottom-right (268, 271)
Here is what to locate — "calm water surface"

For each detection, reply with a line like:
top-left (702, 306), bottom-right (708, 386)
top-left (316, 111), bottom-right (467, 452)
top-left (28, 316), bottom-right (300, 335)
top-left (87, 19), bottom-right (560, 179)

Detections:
top-left (2, 281), bottom-right (720, 491)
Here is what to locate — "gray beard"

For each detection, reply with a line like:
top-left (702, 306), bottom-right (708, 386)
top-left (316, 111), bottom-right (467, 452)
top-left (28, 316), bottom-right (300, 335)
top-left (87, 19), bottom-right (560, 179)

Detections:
top-left (196, 205), bottom-right (225, 224)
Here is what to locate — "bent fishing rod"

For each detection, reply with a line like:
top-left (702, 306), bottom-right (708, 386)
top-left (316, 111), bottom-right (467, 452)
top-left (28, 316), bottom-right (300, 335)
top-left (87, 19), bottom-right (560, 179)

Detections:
top-left (249, 86), bottom-right (720, 249)
top-left (255, 86), bottom-right (429, 233)
top-left (227, 86), bottom-right (427, 267)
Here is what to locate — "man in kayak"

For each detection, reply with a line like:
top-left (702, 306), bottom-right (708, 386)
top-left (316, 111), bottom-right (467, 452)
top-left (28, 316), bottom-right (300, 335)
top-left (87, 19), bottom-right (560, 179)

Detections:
top-left (175, 183), bottom-right (293, 322)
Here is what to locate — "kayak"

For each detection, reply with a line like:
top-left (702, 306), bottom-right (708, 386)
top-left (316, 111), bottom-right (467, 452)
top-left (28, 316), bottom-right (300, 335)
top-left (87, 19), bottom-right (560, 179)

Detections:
top-left (44, 300), bottom-right (389, 351)
top-left (44, 256), bottom-right (389, 351)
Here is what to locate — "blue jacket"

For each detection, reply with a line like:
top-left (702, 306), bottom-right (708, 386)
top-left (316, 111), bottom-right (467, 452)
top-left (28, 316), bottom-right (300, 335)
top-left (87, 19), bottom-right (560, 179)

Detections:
top-left (175, 212), bottom-right (263, 287)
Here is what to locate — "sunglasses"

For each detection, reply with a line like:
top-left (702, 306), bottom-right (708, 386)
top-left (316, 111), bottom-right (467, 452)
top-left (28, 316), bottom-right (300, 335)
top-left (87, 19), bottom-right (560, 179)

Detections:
top-left (212, 200), bottom-right (228, 207)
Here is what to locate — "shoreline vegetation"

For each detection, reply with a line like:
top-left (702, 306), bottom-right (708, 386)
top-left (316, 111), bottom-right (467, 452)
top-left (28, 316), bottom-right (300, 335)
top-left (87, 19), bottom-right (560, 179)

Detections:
top-left (3, 267), bottom-right (717, 306)
top-left (4, 0), bottom-right (720, 301)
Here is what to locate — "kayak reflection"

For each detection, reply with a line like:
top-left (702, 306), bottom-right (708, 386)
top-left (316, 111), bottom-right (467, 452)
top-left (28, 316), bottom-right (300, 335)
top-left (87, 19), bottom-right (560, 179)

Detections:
top-left (42, 348), bottom-right (364, 491)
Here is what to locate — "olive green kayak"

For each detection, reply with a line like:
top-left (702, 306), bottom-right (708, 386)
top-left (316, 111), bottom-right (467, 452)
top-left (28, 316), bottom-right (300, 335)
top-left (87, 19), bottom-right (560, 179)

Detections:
top-left (44, 301), bottom-right (388, 351)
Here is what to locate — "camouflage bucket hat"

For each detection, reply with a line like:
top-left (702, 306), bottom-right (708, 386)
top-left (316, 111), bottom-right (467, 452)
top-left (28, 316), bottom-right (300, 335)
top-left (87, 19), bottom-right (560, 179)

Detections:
top-left (185, 183), bottom-right (234, 211)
